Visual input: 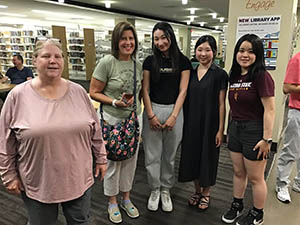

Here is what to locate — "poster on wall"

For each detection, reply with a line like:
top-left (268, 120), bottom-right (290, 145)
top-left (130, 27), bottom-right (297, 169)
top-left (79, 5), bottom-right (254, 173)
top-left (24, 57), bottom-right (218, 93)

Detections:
top-left (237, 15), bottom-right (281, 70)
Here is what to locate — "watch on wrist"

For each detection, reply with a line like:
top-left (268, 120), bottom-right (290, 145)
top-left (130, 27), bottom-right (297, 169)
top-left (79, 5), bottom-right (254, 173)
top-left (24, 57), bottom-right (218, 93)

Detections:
top-left (262, 138), bottom-right (272, 144)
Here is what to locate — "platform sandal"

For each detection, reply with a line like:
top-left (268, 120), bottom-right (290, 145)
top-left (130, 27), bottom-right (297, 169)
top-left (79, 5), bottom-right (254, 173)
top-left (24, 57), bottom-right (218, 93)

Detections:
top-left (188, 193), bottom-right (201, 206)
top-left (198, 195), bottom-right (210, 211)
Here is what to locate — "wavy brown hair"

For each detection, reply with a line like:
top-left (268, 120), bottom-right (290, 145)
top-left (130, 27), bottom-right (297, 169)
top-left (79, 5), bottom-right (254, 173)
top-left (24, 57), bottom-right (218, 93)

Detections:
top-left (111, 21), bottom-right (138, 59)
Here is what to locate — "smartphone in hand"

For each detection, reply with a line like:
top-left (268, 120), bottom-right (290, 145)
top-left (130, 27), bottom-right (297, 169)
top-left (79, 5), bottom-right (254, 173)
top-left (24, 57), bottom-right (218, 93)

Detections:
top-left (122, 93), bottom-right (133, 104)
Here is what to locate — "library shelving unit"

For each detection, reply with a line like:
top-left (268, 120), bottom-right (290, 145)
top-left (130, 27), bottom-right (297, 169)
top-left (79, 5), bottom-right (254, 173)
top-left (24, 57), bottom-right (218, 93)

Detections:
top-left (67, 31), bottom-right (86, 80)
top-left (0, 30), bottom-right (35, 74)
top-left (95, 30), bottom-right (111, 64)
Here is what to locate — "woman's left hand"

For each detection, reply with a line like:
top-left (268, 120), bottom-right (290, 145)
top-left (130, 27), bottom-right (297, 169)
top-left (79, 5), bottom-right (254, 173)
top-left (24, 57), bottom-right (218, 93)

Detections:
top-left (120, 93), bottom-right (134, 106)
top-left (95, 163), bottom-right (107, 181)
top-left (253, 140), bottom-right (270, 160)
top-left (162, 115), bottom-right (176, 131)
top-left (215, 131), bottom-right (223, 148)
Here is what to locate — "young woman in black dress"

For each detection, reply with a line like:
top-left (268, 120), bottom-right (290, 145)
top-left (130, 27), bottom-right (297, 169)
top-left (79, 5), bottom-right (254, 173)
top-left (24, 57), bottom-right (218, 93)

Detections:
top-left (179, 35), bottom-right (228, 210)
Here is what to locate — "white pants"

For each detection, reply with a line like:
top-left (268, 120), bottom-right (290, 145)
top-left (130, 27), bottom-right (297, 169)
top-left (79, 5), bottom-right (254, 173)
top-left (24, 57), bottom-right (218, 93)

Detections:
top-left (100, 111), bottom-right (143, 196)
top-left (276, 108), bottom-right (300, 187)
top-left (142, 103), bottom-right (183, 190)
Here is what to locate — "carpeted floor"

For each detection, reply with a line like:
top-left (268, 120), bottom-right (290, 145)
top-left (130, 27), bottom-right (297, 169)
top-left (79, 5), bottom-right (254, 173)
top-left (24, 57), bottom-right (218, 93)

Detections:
top-left (0, 144), bottom-right (275, 225)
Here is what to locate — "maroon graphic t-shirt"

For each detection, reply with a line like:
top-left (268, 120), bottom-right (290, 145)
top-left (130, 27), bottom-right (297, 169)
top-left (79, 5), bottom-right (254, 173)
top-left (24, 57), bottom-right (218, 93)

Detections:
top-left (228, 71), bottom-right (275, 121)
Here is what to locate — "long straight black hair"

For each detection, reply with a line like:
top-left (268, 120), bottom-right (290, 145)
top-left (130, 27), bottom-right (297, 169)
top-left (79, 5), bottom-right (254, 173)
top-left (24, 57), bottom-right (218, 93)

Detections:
top-left (229, 34), bottom-right (266, 83)
top-left (151, 22), bottom-right (184, 82)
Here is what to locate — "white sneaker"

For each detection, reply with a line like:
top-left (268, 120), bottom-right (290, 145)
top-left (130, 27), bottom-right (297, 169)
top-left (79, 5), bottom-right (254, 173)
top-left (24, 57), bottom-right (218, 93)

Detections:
top-left (147, 189), bottom-right (160, 211)
top-left (292, 182), bottom-right (300, 193)
top-left (276, 186), bottom-right (291, 203)
top-left (161, 189), bottom-right (173, 212)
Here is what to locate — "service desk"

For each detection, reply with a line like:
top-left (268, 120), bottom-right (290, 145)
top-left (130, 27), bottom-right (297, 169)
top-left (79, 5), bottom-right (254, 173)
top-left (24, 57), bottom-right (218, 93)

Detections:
top-left (0, 83), bottom-right (16, 93)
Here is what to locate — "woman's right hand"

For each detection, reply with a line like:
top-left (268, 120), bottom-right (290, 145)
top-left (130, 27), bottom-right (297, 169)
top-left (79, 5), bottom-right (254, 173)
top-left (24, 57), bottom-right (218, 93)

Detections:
top-left (6, 177), bottom-right (24, 195)
top-left (149, 116), bottom-right (162, 130)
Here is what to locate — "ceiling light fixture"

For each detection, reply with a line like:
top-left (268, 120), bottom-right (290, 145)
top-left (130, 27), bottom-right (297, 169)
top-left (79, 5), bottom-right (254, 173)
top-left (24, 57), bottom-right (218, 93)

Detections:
top-left (215, 26), bottom-right (220, 30)
top-left (211, 13), bottom-right (217, 19)
top-left (105, 1), bottom-right (111, 8)
top-left (0, 12), bottom-right (27, 17)
top-left (187, 21), bottom-right (191, 25)
top-left (219, 17), bottom-right (225, 22)
top-left (58, 0), bottom-right (64, 3)
top-left (32, 10), bottom-right (93, 20)
top-left (190, 8), bottom-right (196, 14)
top-left (188, 16), bottom-right (197, 22)
top-left (199, 22), bottom-right (206, 26)
top-left (0, 5), bottom-right (8, 8)
top-left (45, 17), bottom-right (68, 22)
top-left (182, 0), bottom-right (188, 5)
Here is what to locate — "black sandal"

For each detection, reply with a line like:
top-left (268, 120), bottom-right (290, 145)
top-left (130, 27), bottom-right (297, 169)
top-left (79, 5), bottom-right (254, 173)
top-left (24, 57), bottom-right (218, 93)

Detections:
top-left (198, 195), bottom-right (210, 211)
top-left (188, 193), bottom-right (201, 206)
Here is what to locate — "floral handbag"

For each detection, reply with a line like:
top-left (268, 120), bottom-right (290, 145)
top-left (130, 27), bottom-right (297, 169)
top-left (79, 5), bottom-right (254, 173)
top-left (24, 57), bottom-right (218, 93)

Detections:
top-left (100, 60), bottom-right (140, 161)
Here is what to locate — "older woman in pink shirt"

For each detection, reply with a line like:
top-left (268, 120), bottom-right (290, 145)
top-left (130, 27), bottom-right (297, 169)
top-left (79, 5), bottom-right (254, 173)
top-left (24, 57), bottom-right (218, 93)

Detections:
top-left (0, 39), bottom-right (107, 225)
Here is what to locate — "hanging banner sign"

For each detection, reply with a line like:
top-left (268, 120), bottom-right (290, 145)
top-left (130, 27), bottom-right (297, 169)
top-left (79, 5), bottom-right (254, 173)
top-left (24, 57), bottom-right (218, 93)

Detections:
top-left (236, 15), bottom-right (281, 70)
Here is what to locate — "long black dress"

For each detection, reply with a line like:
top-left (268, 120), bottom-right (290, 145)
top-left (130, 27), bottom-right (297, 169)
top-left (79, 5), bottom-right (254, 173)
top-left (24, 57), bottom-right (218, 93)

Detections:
top-left (178, 63), bottom-right (228, 186)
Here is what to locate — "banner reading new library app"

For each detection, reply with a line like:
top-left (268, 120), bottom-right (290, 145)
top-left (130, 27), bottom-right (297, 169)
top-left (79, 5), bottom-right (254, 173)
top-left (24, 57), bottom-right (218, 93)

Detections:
top-left (237, 15), bottom-right (281, 70)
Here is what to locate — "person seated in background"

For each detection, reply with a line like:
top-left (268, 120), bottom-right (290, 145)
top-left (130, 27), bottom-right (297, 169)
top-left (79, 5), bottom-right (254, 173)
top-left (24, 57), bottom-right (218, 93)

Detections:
top-left (0, 72), bottom-right (6, 83)
top-left (0, 72), bottom-right (9, 103)
top-left (5, 54), bottom-right (34, 84)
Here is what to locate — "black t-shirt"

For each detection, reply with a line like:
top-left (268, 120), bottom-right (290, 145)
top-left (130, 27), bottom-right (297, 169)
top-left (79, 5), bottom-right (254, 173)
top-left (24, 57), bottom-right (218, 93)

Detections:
top-left (6, 66), bottom-right (33, 84)
top-left (143, 54), bottom-right (191, 104)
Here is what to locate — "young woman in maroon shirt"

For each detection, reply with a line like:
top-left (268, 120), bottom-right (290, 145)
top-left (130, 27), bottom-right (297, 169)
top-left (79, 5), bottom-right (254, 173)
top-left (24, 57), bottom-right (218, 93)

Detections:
top-left (222, 34), bottom-right (275, 225)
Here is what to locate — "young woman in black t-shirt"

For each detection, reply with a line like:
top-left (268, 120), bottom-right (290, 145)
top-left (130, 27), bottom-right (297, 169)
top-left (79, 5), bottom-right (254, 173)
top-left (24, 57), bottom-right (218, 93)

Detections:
top-left (221, 34), bottom-right (275, 225)
top-left (142, 22), bottom-right (191, 212)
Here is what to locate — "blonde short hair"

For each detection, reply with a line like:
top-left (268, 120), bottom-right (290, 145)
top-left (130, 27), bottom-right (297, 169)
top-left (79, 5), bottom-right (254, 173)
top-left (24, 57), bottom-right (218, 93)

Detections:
top-left (33, 39), bottom-right (63, 58)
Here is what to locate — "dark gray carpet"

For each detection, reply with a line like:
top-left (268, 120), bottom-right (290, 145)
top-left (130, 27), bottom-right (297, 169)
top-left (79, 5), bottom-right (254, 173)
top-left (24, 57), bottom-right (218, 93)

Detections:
top-left (0, 145), bottom-right (275, 225)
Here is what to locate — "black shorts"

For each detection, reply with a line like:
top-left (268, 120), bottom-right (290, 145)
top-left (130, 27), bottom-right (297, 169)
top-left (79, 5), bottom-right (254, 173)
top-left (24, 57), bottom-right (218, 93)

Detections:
top-left (228, 120), bottom-right (264, 161)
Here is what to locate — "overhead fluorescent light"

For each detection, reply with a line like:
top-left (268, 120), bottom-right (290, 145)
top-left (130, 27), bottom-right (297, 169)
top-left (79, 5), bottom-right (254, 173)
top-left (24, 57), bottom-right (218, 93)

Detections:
top-left (215, 26), bottom-right (220, 30)
top-left (182, 0), bottom-right (188, 5)
top-left (211, 13), bottom-right (217, 19)
top-left (190, 8), bottom-right (196, 15)
top-left (219, 17), bottom-right (225, 22)
top-left (104, 1), bottom-right (111, 8)
top-left (199, 22), bottom-right (206, 26)
top-left (188, 16), bottom-right (197, 22)
top-left (0, 5), bottom-right (8, 8)
top-left (45, 17), bottom-right (69, 22)
top-left (186, 21), bottom-right (191, 25)
top-left (32, 9), bottom-right (93, 20)
top-left (0, 12), bottom-right (27, 17)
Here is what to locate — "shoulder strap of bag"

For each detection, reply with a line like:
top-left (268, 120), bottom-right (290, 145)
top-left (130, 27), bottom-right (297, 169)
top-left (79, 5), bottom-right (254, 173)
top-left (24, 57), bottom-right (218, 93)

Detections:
top-left (133, 59), bottom-right (137, 111)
